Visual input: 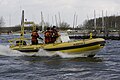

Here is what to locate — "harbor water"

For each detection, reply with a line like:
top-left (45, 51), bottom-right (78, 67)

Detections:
top-left (0, 34), bottom-right (120, 80)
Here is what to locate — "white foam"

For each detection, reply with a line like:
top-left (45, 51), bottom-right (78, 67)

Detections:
top-left (33, 49), bottom-right (57, 57)
top-left (0, 45), bottom-right (26, 56)
top-left (0, 45), bottom-right (56, 57)
top-left (54, 51), bottom-right (84, 58)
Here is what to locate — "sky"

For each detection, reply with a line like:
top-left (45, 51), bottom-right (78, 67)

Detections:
top-left (0, 0), bottom-right (120, 27)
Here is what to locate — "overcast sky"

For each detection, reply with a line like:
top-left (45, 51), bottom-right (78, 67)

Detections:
top-left (0, 0), bottom-right (120, 27)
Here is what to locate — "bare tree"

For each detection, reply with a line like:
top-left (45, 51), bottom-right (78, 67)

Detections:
top-left (59, 21), bottom-right (70, 30)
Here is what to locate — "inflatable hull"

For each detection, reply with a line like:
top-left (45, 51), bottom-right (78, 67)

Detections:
top-left (10, 38), bottom-right (105, 57)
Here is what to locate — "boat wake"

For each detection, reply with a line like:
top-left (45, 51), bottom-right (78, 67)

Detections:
top-left (0, 45), bottom-right (97, 58)
top-left (0, 45), bottom-right (26, 56)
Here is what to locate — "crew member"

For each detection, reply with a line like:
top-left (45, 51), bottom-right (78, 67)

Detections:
top-left (31, 28), bottom-right (40, 45)
top-left (51, 26), bottom-right (59, 43)
top-left (44, 27), bottom-right (52, 44)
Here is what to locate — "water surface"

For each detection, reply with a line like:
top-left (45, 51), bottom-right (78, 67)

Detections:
top-left (0, 34), bottom-right (120, 80)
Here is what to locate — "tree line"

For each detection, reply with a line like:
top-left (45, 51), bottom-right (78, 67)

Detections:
top-left (1, 15), bottom-right (120, 33)
top-left (83, 15), bottom-right (120, 32)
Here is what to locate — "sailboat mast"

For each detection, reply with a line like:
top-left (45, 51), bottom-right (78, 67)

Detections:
top-left (94, 10), bottom-right (97, 32)
top-left (52, 16), bottom-right (54, 27)
top-left (55, 15), bottom-right (58, 27)
top-left (41, 12), bottom-right (44, 31)
top-left (86, 15), bottom-right (89, 29)
top-left (73, 13), bottom-right (76, 30)
top-left (58, 12), bottom-right (61, 27)
top-left (102, 10), bottom-right (104, 31)
top-left (104, 10), bottom-right (107, 37)
top-left (75, 14), bottom-right (78, 28)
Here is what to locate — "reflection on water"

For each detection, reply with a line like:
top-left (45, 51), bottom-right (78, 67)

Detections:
top-left (68, 57), bottom-right (103, 62)
top-left (17, 56), bottom-right (103, 65)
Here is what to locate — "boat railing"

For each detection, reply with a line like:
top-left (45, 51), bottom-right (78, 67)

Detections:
top-left (8, 38), bottom-right (31, 47)
top-left (24, 21), bottom-right (36, 31)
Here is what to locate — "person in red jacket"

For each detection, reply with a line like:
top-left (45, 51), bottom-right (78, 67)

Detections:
top-left (31, 29), bottom-right (40, 45)
top-left (44, 27), bottom-right (52, 44)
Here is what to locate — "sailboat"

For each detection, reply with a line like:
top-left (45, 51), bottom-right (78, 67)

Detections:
top-left (9, 10), bottom-right (105, 57)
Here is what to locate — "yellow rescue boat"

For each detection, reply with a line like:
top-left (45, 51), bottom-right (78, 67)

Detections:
top-left (9, 10), bottom-right (105, 57)
top-left (9, 32), bottom-right (105, 57)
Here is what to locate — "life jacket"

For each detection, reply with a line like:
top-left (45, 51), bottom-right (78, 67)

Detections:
top-left (31, 31), bottom-right (39, 42)
top-left (44, 31), bottom-right (52, 44)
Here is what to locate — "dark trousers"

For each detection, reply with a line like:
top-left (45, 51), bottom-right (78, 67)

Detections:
top-left (32, 40), bottom-right (38, 45)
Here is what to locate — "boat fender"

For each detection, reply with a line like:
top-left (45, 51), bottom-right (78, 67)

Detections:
top-left (90, 33), bottom-right (92, 39)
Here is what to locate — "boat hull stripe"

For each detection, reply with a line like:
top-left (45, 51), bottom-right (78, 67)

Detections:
top-left (44, 41), bottom-right (105, 51)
